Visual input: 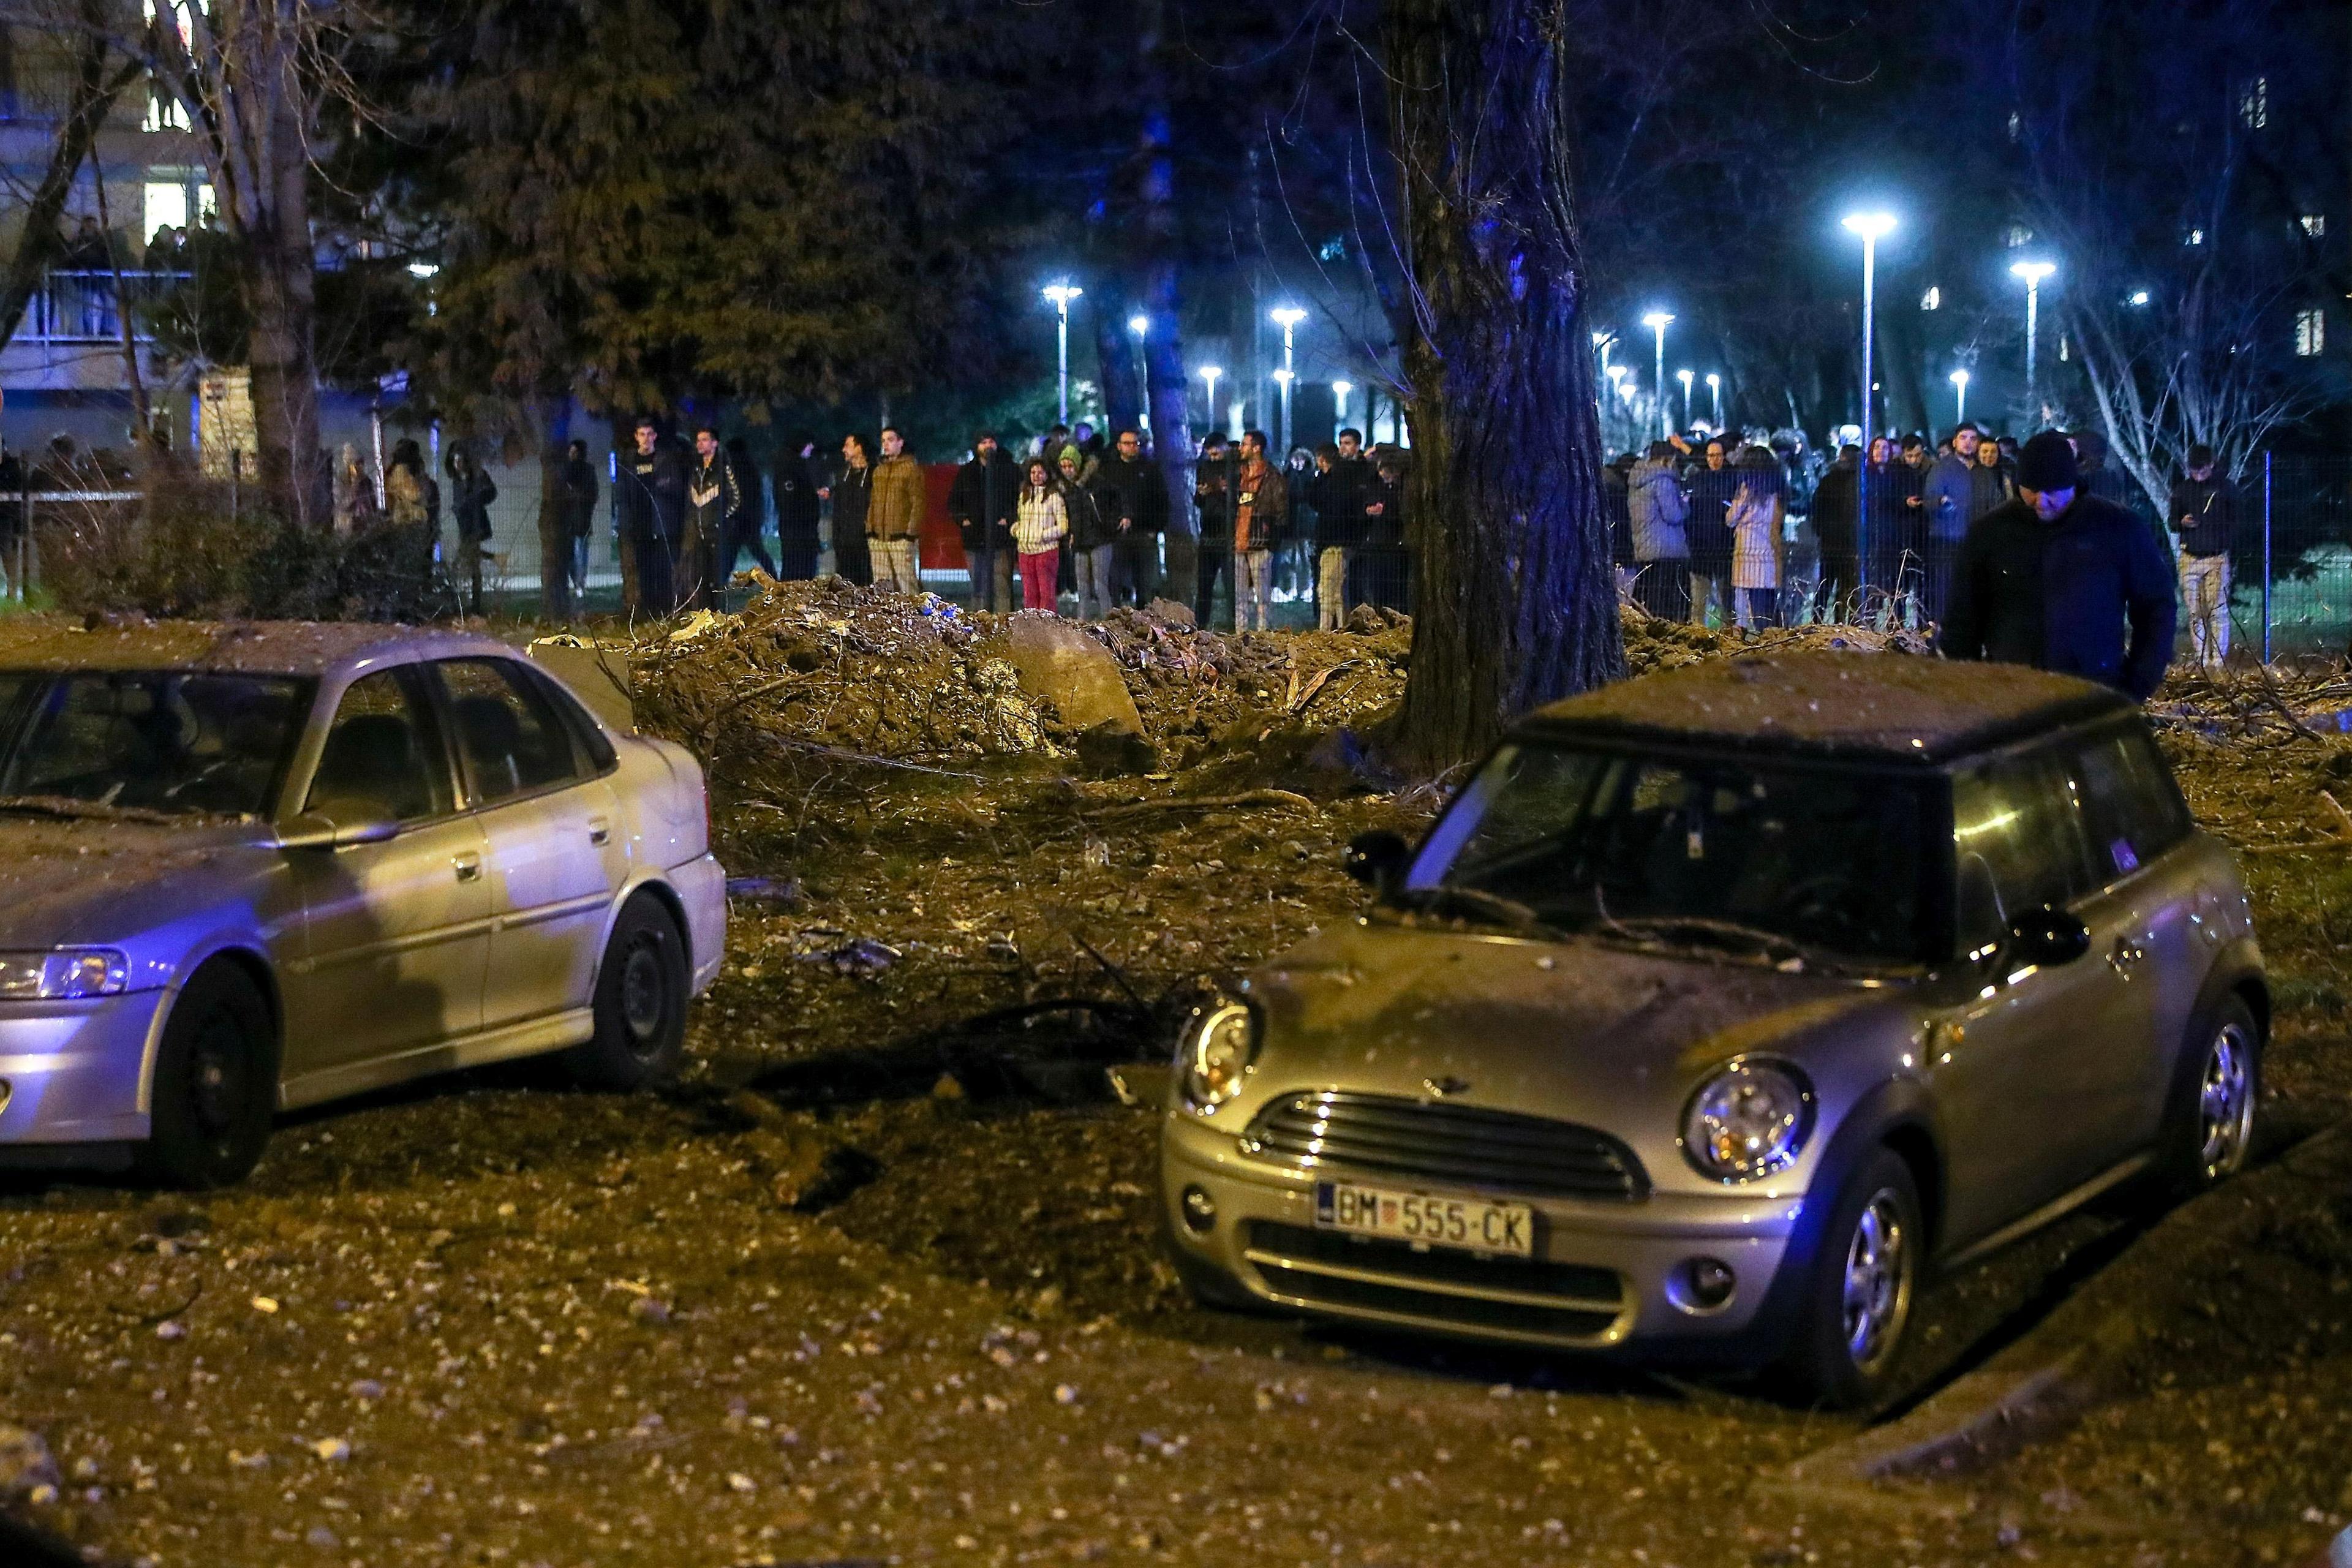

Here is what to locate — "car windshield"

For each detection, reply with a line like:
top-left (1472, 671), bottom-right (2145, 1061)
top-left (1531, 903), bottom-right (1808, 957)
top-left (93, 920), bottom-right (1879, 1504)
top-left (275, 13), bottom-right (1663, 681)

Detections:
top-left (0, 669), bottom-right (312, 818)
top-left (1401, 741), bottom-right (1940, 965)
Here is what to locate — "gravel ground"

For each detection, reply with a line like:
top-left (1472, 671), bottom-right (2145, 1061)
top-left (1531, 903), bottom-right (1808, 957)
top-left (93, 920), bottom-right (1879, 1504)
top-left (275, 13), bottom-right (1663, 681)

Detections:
top-left (2, 625), bottom-right (2348, 1567)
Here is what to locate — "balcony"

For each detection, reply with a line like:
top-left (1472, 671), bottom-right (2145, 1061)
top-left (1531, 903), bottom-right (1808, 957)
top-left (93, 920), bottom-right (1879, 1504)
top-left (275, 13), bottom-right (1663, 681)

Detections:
top-left (15, 268), bottom-right (189, 345)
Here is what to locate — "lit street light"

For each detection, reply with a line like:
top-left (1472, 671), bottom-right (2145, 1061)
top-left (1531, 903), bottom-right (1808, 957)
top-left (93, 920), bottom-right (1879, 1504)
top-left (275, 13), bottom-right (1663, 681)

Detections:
top-left (1198, 364), bottom-right (1223, 431)
top-left (1950, 368), bottom-right (1970, 428)
top-left (1705, 372), bottom-right (1721, 428)
top-left (1128, 315), bottom-right (1151, 431)
top-left (1042, 282), bottom-right (1084, 424)
top-left (1333, 380), bottom-right (1354, 424)
top-left (1676, 369), bottom-right (1695, 430)
top-left (2010, 260), bottom-right (2056, 422)
top-left (1270, 306), bottom-right (1306, 450)
top-left (1640, 312), bottom-right (1674, 439)
top-left (1841, 211), bottom-right (1898, 600)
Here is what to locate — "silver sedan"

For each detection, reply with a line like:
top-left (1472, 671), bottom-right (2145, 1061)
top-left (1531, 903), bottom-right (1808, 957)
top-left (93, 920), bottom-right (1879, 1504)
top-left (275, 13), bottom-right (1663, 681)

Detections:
top-left (0, 621), bottom-right (725, 1186)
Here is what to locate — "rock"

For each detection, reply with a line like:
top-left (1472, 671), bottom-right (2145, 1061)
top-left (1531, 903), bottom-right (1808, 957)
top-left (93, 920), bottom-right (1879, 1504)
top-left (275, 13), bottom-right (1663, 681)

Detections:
top-left (628, 1297), bottom-right (671, 1326)
top-left (154, 1321), bottom-right (186, 1341)
top-left (0, 1426), bottom-right (58, 1499)
top-left (349, 1380), bottom-right (384, 1401)
top-left (990, 618), bottom-right (1145, 737)
top-left (526, 637), bottom-right (635, 734)
top-left (1143, 598), bottom-right (1196, 630)
top-left (309, 1438), bottom-right (350, 1462)
top-left (1346, 603), bottom-right (1392, 634)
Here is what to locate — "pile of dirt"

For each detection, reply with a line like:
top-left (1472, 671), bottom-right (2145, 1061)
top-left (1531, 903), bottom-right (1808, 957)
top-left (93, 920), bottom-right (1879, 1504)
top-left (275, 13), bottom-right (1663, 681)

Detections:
top-left (1078, 603), bottom-right (1411, 752)
top-left (627, 576), bottom-right (1057, 763)
top-left (1619, 607), bottom-right (1936, 677)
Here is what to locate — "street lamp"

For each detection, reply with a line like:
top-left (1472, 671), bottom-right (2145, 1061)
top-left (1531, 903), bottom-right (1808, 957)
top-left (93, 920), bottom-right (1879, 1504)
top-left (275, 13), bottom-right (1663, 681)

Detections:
top-left (1127, 315), bottom-right (1151, 431)
top-left (1705, 372), bottom-right (1722, 428)
top-left (1042, 282), bottom-right (1084, 424)
top-left (1950, 368), bottom-right (1970, 428)
top-left (1198, 364), bottom-right (1223, 431)
top-left (2009, 260), bottom-right (2056, 421)
top-left (1332, 380), bottom-right (1353, 424)
top-left (1841, 211), bottom-right (1898, 601)
top-left (1270, 306), bottom-right (1306, 449)
top-left (1676, 368), bottom-right (1695, 430)
top-left (1640, 312), bottom-right (1674, 438)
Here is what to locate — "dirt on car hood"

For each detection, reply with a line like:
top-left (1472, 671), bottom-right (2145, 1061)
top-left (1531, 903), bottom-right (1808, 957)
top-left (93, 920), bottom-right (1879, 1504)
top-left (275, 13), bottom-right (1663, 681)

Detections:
top-left (1242, 921), bottom-right (1912, 1121)
top-left (0, 813), bottom-right (274, 945)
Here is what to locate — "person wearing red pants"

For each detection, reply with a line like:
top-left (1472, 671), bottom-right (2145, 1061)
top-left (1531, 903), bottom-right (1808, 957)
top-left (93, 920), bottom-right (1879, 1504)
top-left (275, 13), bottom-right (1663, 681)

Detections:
top-left (1014, 458), bottom-right (1070, 612)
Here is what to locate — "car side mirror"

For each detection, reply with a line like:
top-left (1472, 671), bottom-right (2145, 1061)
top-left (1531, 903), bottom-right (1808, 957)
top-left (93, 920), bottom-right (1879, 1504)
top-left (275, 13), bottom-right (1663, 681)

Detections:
top-left (2007, 905), bottom-right (2091, 968)
top-left (1343, 830), bottom-right (1411, 889)
top-left (279, 810), bottom-right (402, 853)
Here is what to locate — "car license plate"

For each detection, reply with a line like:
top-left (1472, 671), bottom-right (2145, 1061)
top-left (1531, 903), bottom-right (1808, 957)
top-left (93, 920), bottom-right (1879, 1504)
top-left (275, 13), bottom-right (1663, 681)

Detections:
top-left (1314, 1182), bottom-right (1534, 1259)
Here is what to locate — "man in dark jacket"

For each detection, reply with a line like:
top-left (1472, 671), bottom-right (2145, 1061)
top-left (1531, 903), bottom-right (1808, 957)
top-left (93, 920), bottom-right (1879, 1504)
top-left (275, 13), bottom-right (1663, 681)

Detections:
top-left (679, 425), bottom-right (745, 611)
top-left (1684, 439), bottom-right (1740, 627)
top-left (772, 435), bottom-right (823, 581)
top-left (947, 432), bottom-right (1020, 611)
top-left (1306, 430), bottom-right (1376, 630)
top-left (2169, 444), bottom-right (2236, 669)
top-left (616, 417), bottom-right (685, 615)
top-left (549, 438), bottom-right (598, 620)
top-left (445, 445), bottom-right (497, 617)
top-left (1095, 428), bottom-right (1166, 607)
top-left (1940, 431), bottom-right (2176, 701)
top-left (1811, 444), bottom-right (1861, 623)
top-left (721, 435), bottom-right (778, 586)
top-left (1193, 432), bottom-right (1236, 630)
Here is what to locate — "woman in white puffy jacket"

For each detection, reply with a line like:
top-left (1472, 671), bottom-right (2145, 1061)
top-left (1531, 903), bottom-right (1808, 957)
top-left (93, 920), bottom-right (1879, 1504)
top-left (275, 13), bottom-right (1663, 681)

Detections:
top-left (1012, 458), bottom-right (1071, 612)
top-left (1728, 447), bottom-right (1785, 629)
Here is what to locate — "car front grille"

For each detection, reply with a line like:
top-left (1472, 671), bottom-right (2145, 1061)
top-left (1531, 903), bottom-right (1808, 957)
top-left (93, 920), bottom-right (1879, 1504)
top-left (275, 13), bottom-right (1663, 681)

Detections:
top-left (1240, 1090), bottom-right (1649, 1201)
top-left (1242, 1221), bottom-right (1626, 1344)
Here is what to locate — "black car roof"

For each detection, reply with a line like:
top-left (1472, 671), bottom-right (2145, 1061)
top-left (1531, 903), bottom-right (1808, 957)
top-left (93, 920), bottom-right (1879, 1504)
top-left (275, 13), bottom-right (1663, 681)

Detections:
top-left (1518, 652), bottom-right (2135, 766)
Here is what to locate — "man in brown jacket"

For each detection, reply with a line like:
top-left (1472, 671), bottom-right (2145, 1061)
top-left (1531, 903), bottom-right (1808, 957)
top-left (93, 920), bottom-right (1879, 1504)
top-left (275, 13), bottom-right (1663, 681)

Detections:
top-left (1231, 429), bottom-right (1287, 632)
top-left (869, 426), bottom-right (927, 594)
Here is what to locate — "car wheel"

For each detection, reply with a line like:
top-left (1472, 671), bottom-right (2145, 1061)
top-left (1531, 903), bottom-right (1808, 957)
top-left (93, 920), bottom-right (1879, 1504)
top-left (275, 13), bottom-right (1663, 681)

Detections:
top-left (565, 894), bottom-right (688, 1091)
top-left (141, 964), bottom-right (276, 1189)
top-left (1782, 1148), bottom-right (1921, 1410)
top-left (2158, 993), bottom-right (2260, 1198)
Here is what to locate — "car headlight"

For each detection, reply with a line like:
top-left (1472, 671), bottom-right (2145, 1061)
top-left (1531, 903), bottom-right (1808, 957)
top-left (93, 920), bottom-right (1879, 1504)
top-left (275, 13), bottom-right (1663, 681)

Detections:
top-left (1179, 1000), bottom-right (1259, 1112)
top-left (1681, 1058), bottom-right (1815, 1182)
top-left (0, 948), bottom-right (130, 1001)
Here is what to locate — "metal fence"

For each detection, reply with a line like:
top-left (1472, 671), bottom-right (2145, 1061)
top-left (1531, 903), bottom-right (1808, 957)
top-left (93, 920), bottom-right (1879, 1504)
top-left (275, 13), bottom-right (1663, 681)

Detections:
top-left (1, 451), bottom-right (2346, 657)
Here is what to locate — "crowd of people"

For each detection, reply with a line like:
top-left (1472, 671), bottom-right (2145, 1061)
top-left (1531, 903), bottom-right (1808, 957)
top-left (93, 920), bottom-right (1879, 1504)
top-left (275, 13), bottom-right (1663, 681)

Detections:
top-left (1608, 420), bottom-right (2239, 671)
top-left (570, 417), bottom-right (1416, 633)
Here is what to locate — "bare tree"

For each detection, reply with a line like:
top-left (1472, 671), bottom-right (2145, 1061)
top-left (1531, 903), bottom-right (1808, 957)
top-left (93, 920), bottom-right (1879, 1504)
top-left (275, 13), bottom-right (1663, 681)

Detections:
top-left (1384, 0), bottom-right (1621, 765)
top-left (1999, 0), bottom-right (2334, 498)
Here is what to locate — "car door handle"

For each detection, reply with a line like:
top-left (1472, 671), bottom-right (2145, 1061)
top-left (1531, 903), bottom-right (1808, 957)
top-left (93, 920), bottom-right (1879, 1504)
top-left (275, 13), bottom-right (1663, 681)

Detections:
top-left (453, 854), bottom-right (483, 883)
top-left (588, 821), bottom-right (611, 846)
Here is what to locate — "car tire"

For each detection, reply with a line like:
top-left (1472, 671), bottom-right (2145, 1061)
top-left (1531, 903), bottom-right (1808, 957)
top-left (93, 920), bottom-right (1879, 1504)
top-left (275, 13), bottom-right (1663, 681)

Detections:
top-left (141, 963), bottom-right (277, 1189)
top-left (564, 894), bottom-right (688, 1091)
top-left (2156, 993), bottom-right (2260, 1199)
top-left (1781, 1147), bottom-right (1922, 1411)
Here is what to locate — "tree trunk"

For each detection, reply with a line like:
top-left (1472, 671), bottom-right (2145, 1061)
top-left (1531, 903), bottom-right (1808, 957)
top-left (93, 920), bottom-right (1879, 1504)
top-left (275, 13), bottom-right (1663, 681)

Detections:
top-left (243, 80), bottom-right (327, 530)
top-left (1133, 0), bottom-right (1196, 606)
top-left (1386, 0), bottom-right (1623, 767)
top-left (1090, 275), bottom-right (1144, 437)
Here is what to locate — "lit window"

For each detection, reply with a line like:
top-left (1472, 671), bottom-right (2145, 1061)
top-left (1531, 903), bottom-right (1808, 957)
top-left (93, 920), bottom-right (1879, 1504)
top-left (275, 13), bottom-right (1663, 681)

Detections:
top-left (2058, 335), bottom-right (2069, 363)
top-left (2302, 214), bottom-right (2326, 238)
top-left (1318, 237), bottom-right (1346, 263)
top-left (2185, 228), bottom-right (2204, 247)
top-left (2007, 112), bottom-right (2020, 142)
top-left (2129, 290), bottom-right (2151, 307)
top-left (142, 181), bottom-right (188, 238)
top-left (2296, 309), bottom-right (2324, 356)
top-left (1921, 287), bottom-right (1941, 311)
top-left (2240, 77), bottom-right (2268, 130)
top-left (2003, 225), bottom-right (2032, 249)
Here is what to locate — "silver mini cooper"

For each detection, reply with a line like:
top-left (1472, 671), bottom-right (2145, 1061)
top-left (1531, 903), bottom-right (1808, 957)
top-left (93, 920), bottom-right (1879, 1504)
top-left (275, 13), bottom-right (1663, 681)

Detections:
top-left (0, 620), bottom-right (725, 1186)
top-left (1159, 654), bottom-right (2263, 1405)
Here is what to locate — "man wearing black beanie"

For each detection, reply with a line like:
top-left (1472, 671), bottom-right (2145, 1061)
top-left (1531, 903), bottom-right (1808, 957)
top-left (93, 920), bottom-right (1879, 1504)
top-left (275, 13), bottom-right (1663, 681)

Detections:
top-left (1939, 430), bottom-right (2176, 700)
